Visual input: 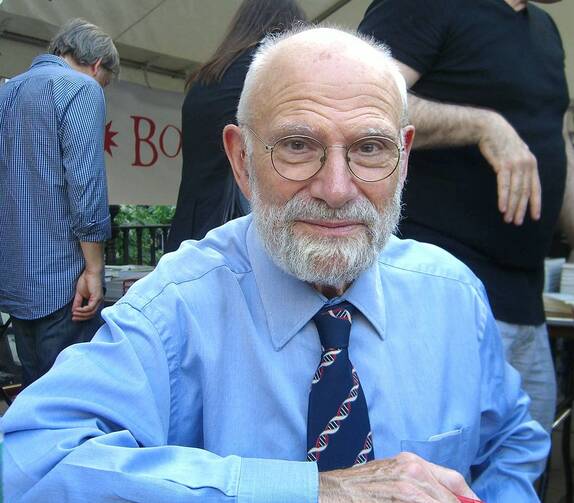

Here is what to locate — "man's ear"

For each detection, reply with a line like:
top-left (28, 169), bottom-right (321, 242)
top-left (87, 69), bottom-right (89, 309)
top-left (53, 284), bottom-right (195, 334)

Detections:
top-left (223, 124), bottom-right (252, 200)
top-left (399, 125), bottom-right (415, 184)
top-left (89, 58), bottom-right (103, 78)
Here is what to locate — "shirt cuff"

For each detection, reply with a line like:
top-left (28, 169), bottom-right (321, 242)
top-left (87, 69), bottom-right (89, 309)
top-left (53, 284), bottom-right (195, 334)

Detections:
top-left (74, 214), bottom-right (112, 241)
top-left (238, 458), bottom-right (318, 503)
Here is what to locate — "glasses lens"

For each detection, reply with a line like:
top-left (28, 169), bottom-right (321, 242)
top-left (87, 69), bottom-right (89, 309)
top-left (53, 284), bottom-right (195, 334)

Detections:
top-left (271, 136), bottom-right (324, 181)
top-left (348, 136), bottom-right (400, 181)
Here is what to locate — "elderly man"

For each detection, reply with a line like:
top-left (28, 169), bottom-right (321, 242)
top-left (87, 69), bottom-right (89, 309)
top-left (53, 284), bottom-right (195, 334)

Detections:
top-left (0, 18), bottom-right (119, 386)
top-left (3, 27), bottom-right (547, 502)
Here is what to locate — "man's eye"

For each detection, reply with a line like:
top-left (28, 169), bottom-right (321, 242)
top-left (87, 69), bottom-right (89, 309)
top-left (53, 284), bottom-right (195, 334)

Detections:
top-left (281, 138), bottom-right (312, 152)
top-left (357, 140), bottom-right (384, 155)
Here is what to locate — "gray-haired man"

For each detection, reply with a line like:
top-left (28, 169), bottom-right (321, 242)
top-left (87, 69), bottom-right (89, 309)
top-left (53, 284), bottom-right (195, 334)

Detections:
top-left (0, 18), bottom-right (119, 386)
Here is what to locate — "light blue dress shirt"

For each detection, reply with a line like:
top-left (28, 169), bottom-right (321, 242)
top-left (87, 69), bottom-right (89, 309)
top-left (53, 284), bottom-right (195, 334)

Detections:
top-left (0, 54), bottom-right (110, 319)
top-left (2, 215), bottom-right (549, 502)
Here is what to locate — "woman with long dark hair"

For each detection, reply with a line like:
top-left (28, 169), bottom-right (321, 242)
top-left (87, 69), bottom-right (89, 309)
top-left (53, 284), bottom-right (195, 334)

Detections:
top-left (166, 0), bottom-right (307, 251)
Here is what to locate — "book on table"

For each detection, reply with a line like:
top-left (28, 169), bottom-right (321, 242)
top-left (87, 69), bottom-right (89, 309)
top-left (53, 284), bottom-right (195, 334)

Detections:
top-left (543, 292), bottom-right (574, 319)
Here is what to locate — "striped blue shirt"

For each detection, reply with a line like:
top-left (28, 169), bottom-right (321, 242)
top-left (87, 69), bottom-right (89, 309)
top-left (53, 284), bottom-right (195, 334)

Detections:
top-left (0, 54), bottom-right (111, 319)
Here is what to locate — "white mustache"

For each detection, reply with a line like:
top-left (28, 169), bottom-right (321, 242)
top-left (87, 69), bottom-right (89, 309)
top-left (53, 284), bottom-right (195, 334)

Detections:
top-left (280, 194), bottom-right (381, 227)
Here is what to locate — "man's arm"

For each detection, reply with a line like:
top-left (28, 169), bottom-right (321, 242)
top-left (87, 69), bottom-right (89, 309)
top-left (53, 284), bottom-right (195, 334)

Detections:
top-left (71, 241), bottom-right (105, 321)
top-left (560, 113), bottom-right (574, 261)
top-left (395, 60), bottom-right (541, 226)
top-left (468, 285), bottom-right (549, 500)
top-left (58, 79), bottom-right (111, 319)
top-left (2, 301), bottom-right (317, 502)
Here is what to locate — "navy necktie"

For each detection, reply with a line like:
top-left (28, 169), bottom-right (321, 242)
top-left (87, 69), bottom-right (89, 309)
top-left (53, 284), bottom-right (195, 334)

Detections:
top-left (307, 301), bottom-right (375, 471)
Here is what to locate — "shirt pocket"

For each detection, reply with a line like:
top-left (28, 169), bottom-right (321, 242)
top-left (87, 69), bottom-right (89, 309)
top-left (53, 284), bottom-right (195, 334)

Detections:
top-left (400, 428), bottom-right (467, 473)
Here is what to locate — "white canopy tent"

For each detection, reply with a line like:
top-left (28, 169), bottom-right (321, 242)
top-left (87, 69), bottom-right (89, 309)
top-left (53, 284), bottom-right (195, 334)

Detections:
top-left (1, 0), bottom-right (571, 92)
top-left (0, 0), bottom-right (571, 204)
top-left (0, 0), bottom-right (375, 92)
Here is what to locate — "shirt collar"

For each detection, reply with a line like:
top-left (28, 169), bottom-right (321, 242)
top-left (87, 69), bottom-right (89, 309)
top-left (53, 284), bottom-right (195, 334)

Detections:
top-left (246, 220), bottom-right (387, 351)
top-left (343, 256), bottom-right (387, 341)
top-left (30, 54), bottom-right (71, 70)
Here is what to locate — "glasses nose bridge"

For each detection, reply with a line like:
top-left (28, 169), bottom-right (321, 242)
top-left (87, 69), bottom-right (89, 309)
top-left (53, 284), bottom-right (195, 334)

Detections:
top-left (321, 143), bottom-right (349, 168)
top-left (320, 143), bottom-right (351, 172)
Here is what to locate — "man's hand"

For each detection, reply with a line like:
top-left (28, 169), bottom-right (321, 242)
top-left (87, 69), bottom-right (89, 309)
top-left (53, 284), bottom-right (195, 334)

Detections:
top-left (71, 269), bottom-right (103, 321)
top-left (318, 452), bottom-right (478, 503)
top-left (477, 113), bottom-right (541, 226)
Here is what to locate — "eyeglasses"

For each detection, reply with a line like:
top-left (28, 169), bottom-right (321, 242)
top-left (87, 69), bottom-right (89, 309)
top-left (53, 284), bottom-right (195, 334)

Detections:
top-left (244, 125), bottom-right (402, 183)
top-left (95, 66), bottom-right (114, 88)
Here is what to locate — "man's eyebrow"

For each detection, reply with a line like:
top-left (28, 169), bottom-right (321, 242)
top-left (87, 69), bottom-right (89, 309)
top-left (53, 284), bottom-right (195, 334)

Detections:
top-left (363, 126), bottom-right (398, 138)
top-left (269, 123), bottom-right (317, 141)
top-left (267, 124), bottom-right (400, 142)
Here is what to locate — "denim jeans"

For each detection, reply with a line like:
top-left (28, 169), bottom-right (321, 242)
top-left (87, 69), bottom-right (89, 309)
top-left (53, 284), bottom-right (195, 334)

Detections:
top-left (496, 320), bottom-right (556, 433)
top-left (12, 299), bottom-right (104, 387)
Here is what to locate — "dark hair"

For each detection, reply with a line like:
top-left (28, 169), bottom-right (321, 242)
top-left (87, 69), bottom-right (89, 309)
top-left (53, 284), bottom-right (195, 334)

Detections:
top-left (188, 0), bottom-right (306, 88)
top-left (49, 18), bottom-right (120, 76)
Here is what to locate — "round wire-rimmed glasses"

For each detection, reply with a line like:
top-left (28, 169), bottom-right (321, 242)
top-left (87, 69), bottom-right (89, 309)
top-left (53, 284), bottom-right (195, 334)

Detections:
top-left (244, 125), bottom-right (402, 182)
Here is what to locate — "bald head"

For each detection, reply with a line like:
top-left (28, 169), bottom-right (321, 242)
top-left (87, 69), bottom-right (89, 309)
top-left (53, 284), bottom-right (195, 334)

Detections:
top-left (237, 26), bottom-right (408, 129)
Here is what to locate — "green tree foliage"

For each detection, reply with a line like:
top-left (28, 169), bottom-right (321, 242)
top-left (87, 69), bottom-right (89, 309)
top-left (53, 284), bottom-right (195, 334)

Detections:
top-left (114, 205), bottom-right (175, 226)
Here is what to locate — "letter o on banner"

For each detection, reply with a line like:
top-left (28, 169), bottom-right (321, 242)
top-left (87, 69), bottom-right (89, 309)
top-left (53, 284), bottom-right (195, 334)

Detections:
top-left (160, 125), bottom-right (182, 158)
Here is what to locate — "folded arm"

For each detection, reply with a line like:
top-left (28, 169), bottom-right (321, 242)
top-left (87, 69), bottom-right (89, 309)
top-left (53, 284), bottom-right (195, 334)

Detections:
top-left (469, 286), bottom-right (549, 500)
top-left (396, 60), bottom-right (541, 226)
top-left (315, 284), bottom-right (548, 502)
top-left (2, 301), bottom-right (317, 503)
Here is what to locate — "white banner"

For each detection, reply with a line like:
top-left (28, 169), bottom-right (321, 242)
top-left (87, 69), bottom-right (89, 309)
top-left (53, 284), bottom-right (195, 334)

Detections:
top-left (104, 81), bottom-right (184, 205)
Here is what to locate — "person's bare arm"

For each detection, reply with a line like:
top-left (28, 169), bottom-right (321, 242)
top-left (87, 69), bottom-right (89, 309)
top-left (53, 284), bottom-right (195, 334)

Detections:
top-left (318, 452), bottom-right (478, 502)
top-left (559, 114), bottom-right (574, 262)
top-left (394, 60), bottom-right (541, 226)
top-left (72, 241), bottom-right (105, 321)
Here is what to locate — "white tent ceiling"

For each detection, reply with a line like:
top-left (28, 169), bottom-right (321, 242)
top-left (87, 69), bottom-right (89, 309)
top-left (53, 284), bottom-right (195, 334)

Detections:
top-left (0, 0), bottom-right (372, 90)
top-left (0, 0), bottom-right (571, 94)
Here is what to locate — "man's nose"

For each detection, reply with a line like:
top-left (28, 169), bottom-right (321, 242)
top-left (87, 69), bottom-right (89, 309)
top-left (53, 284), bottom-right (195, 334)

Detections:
top-left (308, 146), bottom-right (359, 208)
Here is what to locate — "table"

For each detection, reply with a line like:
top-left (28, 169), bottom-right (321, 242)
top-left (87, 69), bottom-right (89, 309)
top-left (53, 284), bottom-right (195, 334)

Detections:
top-left (104, 265), bottom-right (153, 306)
top-left (542, 317), bottom-right (574, 502)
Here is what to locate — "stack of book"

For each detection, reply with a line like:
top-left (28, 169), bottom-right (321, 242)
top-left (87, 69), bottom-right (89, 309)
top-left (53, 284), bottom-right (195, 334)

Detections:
top-left (543, 259), bottom-right (574, 319)
top-left (544, 257), bottom-right (566, 293)
top-left (544, 292), bottom-right (574, 319)
top-left (559, 263), bottom-right (574, 296)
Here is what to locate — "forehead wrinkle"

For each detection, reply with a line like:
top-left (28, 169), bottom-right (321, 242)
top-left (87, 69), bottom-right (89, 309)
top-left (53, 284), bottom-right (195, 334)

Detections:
top-left (266, 110), bottom-right (399, 145)
top-left (265, 80), bottom-right (398, 104)
top-left (261, 97), bottom-right (401, 137)
top-left (259, 91), bottom-right (400, 124)
top-left (257, 75), bottom-right (401, 119)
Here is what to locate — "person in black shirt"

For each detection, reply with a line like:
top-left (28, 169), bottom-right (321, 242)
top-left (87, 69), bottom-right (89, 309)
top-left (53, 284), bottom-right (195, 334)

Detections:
top-left (359, 0), bottom-right (574, 433)
top-left (166, 0), bottom-right (307, 250)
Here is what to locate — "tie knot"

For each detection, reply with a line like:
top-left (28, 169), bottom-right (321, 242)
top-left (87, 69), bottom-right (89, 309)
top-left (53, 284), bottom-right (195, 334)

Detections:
top-left (313, 301), bottom-right (355, 349)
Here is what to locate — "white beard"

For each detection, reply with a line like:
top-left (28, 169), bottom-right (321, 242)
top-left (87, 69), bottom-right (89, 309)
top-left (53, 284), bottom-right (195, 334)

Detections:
top-left (249, 169), bottom-right (403, 288)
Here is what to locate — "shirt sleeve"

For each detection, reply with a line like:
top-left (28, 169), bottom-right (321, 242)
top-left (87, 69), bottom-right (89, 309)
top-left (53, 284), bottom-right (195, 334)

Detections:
top-left (58, 79), bottom-right (111, 242)
top-left (1, 301), bottom-right (318, 503)
top-left (470, 286), bottom-right (550, 500)
top-left (357, 0), bottom-right (453, 75)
